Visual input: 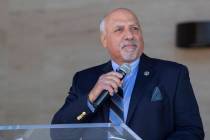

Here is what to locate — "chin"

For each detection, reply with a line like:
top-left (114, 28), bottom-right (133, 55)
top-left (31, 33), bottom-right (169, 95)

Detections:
top-left (122, 57), bottom-right (138, 63)
top-left (122, 54), bottom-right (140, 63)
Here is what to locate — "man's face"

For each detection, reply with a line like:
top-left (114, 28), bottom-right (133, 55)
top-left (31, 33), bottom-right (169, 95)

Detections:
top-left (101, 10), bottom-right (144, 65)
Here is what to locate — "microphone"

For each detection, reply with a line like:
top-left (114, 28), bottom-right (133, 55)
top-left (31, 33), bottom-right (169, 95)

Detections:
top-left (92, 63), bottom-right (131, 109)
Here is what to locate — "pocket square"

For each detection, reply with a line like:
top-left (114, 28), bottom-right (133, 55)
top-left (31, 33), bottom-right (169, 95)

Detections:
top-left (151, 86), bottom-right (163, 102)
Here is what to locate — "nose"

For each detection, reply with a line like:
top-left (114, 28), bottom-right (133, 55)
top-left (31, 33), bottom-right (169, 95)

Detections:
top-left (124, 30), bottom-right (134, 40)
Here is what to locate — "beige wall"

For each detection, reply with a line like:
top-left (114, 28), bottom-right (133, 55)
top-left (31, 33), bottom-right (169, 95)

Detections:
top-left (1, 0), bottom-right (210, 138)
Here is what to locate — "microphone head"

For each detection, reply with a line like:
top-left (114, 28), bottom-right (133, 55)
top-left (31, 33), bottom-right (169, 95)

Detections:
top-left (120, 63), bottom-right (131, 75)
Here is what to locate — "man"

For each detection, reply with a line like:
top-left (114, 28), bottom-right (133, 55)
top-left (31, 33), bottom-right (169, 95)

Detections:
top-left (52, 8), bottom-right (204, 139)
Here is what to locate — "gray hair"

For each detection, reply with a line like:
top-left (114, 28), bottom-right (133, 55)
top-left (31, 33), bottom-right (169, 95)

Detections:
top-left (99, 18), bottom-right (105, 33)
top-left (99, 8), bottom-right (141, 34)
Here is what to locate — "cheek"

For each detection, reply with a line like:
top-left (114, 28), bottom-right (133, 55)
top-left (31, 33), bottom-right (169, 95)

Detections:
top-left (110, 36), bottom-right (121, 47)
top-left (136, 35), bottom-right (144, 49)
top-left (107, 46), bottom-right (120, 56)
top-left (106, 43), bottom-right (122, 59)
top-left (136, 35), bottom-right (143, 42)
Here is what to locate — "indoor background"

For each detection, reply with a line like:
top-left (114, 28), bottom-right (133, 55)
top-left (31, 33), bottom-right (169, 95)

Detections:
top-left (0, 0), bottom-right (210, 138)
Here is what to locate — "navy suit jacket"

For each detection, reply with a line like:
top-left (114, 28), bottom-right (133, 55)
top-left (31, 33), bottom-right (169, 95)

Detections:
top-left (52, 54), bottom-right (204, 140)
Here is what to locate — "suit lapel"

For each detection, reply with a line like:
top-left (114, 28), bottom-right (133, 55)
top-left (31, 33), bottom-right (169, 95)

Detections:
top-left (126, 54), bottom-right (157, 124)
top-left (99, 56), bottom-right (158, 123)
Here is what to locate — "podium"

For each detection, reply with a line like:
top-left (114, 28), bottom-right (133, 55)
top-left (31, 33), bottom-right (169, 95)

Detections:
top-left (0, 123), bottom-right (142, 140)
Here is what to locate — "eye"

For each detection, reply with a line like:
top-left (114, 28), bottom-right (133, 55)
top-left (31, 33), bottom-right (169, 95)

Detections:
top-left (132, 26), bottom-right (139, 31)
top-left (114, 27), bottom-right (123, 32)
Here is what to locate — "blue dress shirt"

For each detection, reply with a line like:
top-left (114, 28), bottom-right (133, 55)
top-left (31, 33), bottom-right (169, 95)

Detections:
top-left (111, 58), bottom-right (140, 122)
top-left (87, 58), bottom-right (140, 122)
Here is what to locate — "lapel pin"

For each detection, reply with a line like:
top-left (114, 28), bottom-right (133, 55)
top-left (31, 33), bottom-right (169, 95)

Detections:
top-left (144, 71), bottom-right (150, 76)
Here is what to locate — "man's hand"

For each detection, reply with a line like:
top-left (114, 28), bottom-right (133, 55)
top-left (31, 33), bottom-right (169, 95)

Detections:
top-left (88, 71), bottom-right (123, 103)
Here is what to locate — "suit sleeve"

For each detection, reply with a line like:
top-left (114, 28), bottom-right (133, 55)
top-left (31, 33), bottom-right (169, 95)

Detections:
top-left (51, 72), bottom-right (95, 124)
top-left (167, 66), bottom-right (204, 140)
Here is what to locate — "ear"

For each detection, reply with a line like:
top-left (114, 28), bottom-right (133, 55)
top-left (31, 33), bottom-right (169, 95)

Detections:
top-left (100, 33), bottom-right (107, 48)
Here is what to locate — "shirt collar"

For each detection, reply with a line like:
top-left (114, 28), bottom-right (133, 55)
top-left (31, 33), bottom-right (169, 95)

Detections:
top-left (111, 58), bottom-right (140, 76)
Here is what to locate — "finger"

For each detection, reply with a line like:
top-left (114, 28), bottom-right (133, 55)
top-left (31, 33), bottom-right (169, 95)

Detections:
top-left (103, 85), bottom-right (114, 96)
top-left (104, 76), bottom-right (122, 87)
top-left (99, 74), bottom-right (121, 88)
top-left (103, 79), bottom-right (119, 93)
top-left (106, 71), bottom-right (123, 79)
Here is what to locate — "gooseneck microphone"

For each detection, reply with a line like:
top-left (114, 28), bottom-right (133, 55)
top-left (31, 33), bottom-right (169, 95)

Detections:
top-left (92, 63), bottom-right (131, 109)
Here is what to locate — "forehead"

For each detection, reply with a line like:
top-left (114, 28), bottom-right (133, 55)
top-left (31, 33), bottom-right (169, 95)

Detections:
top-left (105, 10), bottom-right (139, 29)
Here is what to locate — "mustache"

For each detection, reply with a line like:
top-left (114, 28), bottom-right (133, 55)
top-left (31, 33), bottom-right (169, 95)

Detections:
top-left (120, 40), bottom-right (138, 48)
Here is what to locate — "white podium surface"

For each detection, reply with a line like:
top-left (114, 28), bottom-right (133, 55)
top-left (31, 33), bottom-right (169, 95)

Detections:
top-left (0, 123), bottom-right (142, 140)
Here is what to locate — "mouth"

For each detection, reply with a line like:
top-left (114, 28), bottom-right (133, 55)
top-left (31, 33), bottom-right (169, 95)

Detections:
top-left (122, 44), bottom-right (137, 51)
